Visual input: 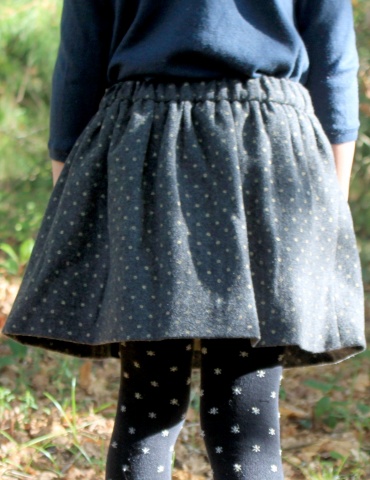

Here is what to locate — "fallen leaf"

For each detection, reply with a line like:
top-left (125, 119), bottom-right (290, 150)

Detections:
top-left (79, 360), bottom-right (92, 389)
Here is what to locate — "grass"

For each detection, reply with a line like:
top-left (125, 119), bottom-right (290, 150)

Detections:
top-left (0, 359), bottom-right (112, 478)
top-left (280, 345), bottom-right (370, 480)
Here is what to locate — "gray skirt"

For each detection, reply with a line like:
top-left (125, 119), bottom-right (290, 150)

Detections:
top-left (2, 75), bottom-right (366, 368)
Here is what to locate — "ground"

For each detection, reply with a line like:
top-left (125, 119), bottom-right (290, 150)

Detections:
top-left (0, 277), bottom-right (369, 479)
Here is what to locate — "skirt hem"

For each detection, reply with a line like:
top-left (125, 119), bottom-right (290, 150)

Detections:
top-left (1, 331), bottom-right (365, 369)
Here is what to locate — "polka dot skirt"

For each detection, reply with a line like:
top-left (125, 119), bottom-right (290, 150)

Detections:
top-left (2, 76), bottom-right (366, 367)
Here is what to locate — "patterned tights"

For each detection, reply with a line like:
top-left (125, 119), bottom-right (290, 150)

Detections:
top-left (106, 339), bottom-right (284, 480)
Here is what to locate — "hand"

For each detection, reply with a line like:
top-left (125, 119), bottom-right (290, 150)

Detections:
top-left (331, 141), bottom-right (356, 202)
top-left (51, 159), bottom-right (65, 186)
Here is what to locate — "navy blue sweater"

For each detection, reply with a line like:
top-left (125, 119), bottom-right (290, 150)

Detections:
top-left (49, 0), bottom-right (360, 162)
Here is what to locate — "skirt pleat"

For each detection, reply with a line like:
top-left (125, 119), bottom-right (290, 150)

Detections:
top-left (2, 76), bottom-right (366, 367)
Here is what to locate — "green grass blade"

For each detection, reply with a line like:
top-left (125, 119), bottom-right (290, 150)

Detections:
top-left (71, 377), bottom-right (77, 427)
top-left (0, 242), bottom-right (19, 262)
top-left (43, 391), bottom-right (74, 432)
top-left (0, 429), bottom-right (18, 445)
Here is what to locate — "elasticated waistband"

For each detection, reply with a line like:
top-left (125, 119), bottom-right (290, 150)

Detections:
top-left (100, 75), bottom-right (314, 113)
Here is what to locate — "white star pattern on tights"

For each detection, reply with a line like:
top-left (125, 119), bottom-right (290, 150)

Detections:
top-left (269, 428), bottom-right (276, 436)
top-left (233, 464), bottom-right (242, 472)
top-left (271, 391), bottom-right (277, 398)
top-left (133, 361), bottom-right (140, 368)
top-left (161, 430), bottom-right (169, 437)
top-left (231, 424), bottom-right (240, 434)
top-left (252, 445), bottom-right (261, 452)
top-left (252, 407), bottom-right (260, 415)
top-left (215, 446), bottom-right (223, 454)
top-left (142, 447), bottom-right (150, 454)
top-left (170, 366), bottom-right (178, 372)
top-left (256, 370), bottom-right (266, 378)
top-left (201, 347), bottom-right (208, 354)
top-left (120, 404), bottom-right (126, 412)
top-left (208, 407), bottom-right (219, 414)
top-left (134, 392), bottom-right (143, 399)
top-left (122, 465), bottom-right (129, 472)
top-left (214, 368), bottom-right (222, 375)
top-left (233, 387), bottom-right (242, 395)
top-left (111, 441), bottom-right (118, 448)
top-left (148, 412), bottom-right (157, 418)
top-left (239, 351), bottom-right (249, 357)
top-left (157, 465), bottom-right (165, 473)
top-left (271, 465), bottom-right (278, 472)
top-left (146, 350), bottom-right (155, 356)
top-left (128, 427), bottom-right (136, 434)
top-left (151, 381), bottom-right (159, 387)
top-left (170, 398), bottom-right (179, 405)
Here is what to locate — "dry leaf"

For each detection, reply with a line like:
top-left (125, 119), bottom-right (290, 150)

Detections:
top-left (353, 373), bottom-right (370, 392)
top-left (280, 402), bottom-right (310, 419)
top-left (317, 438), bottom-right (360, 457)
top-left (37, 473), bottom-right (59, 480)
top-left (173, 469), bottom-right (206, 480)
top-left (79, 360), bottom-right (92, 389)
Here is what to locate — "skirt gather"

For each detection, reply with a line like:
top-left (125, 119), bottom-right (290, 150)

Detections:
top-left (2, 75), bottom-right (366, 368)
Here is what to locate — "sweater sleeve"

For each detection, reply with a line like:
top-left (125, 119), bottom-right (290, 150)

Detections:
top-left (48, 0), bottom-right (112, 162)
top-left (295, 0), bottom-right (360, 144)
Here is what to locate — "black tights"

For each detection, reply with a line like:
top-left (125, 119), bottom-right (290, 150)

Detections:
top-left (106, 339), bottom-right (284, 480)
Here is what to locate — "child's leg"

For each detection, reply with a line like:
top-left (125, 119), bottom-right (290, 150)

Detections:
top-left (106, 339), bottom-right (194, 480)
top-left (200, 339), bottom-right (284, 480)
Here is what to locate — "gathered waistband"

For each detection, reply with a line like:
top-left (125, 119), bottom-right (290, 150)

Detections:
top-left (100, 75), bottom-right (314, 113)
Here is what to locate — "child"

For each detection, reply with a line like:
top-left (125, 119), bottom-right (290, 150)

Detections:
top-left (2, 0), bottom-right (366, 478)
